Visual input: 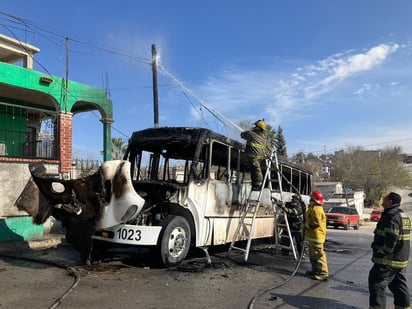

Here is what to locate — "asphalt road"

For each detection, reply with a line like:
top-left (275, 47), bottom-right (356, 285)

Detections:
top-left (1, 212), bottom-right (411, 308)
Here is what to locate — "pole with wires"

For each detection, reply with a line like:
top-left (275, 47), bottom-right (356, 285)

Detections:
top-left (152, 44), bottom-right (159, 128)
top-left (157, 64), bottom-right (244, 136)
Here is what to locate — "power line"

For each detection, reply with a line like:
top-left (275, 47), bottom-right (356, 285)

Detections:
top-left (0, 12), bottom-right (238, 139)
top-left (3, 12), bottom-right (412, 160)
top-left (157, 64), bottom-right (243, 136)
top-left (0, 12), bottom-right (152, 66)
top-left (0, 12), bottom-right (147, 139)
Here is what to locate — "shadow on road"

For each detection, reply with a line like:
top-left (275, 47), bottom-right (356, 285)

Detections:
top-left (267, 292), bottom-right (363, 309)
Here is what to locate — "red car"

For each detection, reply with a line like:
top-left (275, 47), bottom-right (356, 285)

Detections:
top-left (370, 210), bottom-right (383, 222)
top-left (326, 206), bottom-right (360, 230)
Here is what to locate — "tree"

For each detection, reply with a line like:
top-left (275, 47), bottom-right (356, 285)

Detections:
top-left (290, 151), bottom-right (322, 179)
top-left (331, 146), bottom-right (412, 206)
top-left (101, 137), bottom-right (128, 160)
top-left (292, 151), bottom-right (306, 164)
top-left (264, 123), bottom-right (277, 155)
top-left (276, 126), bottom-right (287, 158)
top-left (111, 137), bottom-right (128, 160)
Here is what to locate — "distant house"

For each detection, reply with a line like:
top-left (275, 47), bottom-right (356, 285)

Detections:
top-left (315, 182), bottom-right (343, 199)
top-left (315, 182), bottom-right (365, 216)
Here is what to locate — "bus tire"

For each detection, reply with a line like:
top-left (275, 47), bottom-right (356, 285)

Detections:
top-left (159, 215), bottom-right (191, 267)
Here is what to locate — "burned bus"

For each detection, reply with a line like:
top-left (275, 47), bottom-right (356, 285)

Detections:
top-left (92, 127), bottom-right (313, 266)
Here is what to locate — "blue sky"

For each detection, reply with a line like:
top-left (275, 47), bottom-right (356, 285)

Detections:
top-left (2, 1), bottom-right (412, 159)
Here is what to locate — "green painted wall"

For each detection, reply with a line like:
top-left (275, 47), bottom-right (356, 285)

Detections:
top-left (0, 59), bottom-right (115, 241)
top-left (0, 217), bottom-right (44, 241)
top-left (0, 61), bottom-right (113, 160)
top-left (0, 105), bottom-right (26, 156)
top-left (0, 62), bottom-right (112, 116)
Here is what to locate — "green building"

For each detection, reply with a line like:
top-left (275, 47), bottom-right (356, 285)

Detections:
top-left (0, 33), bottom-right (113, 241)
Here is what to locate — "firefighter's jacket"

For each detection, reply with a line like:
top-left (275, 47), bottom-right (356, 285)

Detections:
top-left (304, 203), bottom-right (326, 244)
top-left (240, 128), bottom-right (266, 160)
top-left (284, 200), bottom-right (304, 231)
top-left (371, 204), bottom-right (411, 269)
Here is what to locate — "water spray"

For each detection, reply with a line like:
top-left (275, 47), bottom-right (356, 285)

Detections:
top-left (157, 64), bottom-right (243, 135)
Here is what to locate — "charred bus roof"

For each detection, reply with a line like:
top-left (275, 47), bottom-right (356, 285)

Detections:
top-left (278, 158), bottom-right (313, 176)
top-left (124, 126), bottom-right (312, 176)
top-left (125, 127), bottom-right (245, 156)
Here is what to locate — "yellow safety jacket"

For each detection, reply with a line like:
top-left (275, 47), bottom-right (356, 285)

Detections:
top-left (304, 203), bottom-right (326, 244)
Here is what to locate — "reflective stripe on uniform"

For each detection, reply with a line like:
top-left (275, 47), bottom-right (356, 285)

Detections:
top-left (247, 153), bottom-right (265, 160)
top-left (372, 257), bottom-right (409, 268)
top-left (399, 234), bottom-right (410, 240)
top-left (250, 142), bottom-right (265, 149)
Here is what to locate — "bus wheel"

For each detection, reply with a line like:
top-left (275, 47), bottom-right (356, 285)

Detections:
top-left (159, 215), bottom-right (191, 267)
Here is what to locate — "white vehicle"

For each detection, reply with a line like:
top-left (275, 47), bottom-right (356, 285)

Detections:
top-left (92, 127), bottom-right (313, 267)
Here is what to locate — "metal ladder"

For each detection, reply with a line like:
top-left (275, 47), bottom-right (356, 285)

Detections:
top-left (274, 200), bottom-right (298, 260)
top-left (271, 150), bottom-right (299, 260)
top-left (228, 149), bottom-right (297, 261)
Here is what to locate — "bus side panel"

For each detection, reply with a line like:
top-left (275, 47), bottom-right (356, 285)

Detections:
top-left (186, 180), bottom-right (211, 247)
top-left (212, 217), bottom-right (276, 245)
top-left (203, 180), bottom-right (274, 217)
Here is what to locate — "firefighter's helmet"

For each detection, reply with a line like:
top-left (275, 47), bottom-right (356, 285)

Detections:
top-left (291, 194), bottom-right (300, 204)
top-left (254, 119), bottom-right (267, 130)
top-left (310, 191), bottom-right (324, 205)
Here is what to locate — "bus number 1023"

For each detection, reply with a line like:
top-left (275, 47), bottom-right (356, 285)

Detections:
top-left (116, 228), bottom-right (142, 241)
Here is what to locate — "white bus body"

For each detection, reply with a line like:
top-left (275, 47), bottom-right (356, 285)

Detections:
top-left (93, 127), bottom-right (313, 266)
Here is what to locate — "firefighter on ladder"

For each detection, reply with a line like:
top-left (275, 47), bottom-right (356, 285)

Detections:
top-left (241, 119), bottom-right (268, 191)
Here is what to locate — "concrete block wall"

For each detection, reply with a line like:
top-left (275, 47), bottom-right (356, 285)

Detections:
top-left (0, 162), bottom-right (59, 241)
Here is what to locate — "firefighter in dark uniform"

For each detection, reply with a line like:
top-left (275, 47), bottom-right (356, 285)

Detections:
top-left (240, 119), bottom-right (267, 191)
top-left (279, 194), bottom-right (305, 257)
top-left (368, 192), bottom-right (411, 309)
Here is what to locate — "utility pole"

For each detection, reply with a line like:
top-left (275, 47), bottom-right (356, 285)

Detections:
top-left (150, 44), bottom-right (160, 180)
top-left (65, 37), bottom-right (69, 113)
top-left (152, 44), bottom-right (159, 128)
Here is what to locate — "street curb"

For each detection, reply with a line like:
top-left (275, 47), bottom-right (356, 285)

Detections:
top-left (27, 234), bottom-right (64, 250)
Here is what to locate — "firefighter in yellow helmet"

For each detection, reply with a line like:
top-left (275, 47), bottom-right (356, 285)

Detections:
top-left (240, 119), bottom-right (267, 191)
top-left (304, 190), bottom-right (329, 281)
